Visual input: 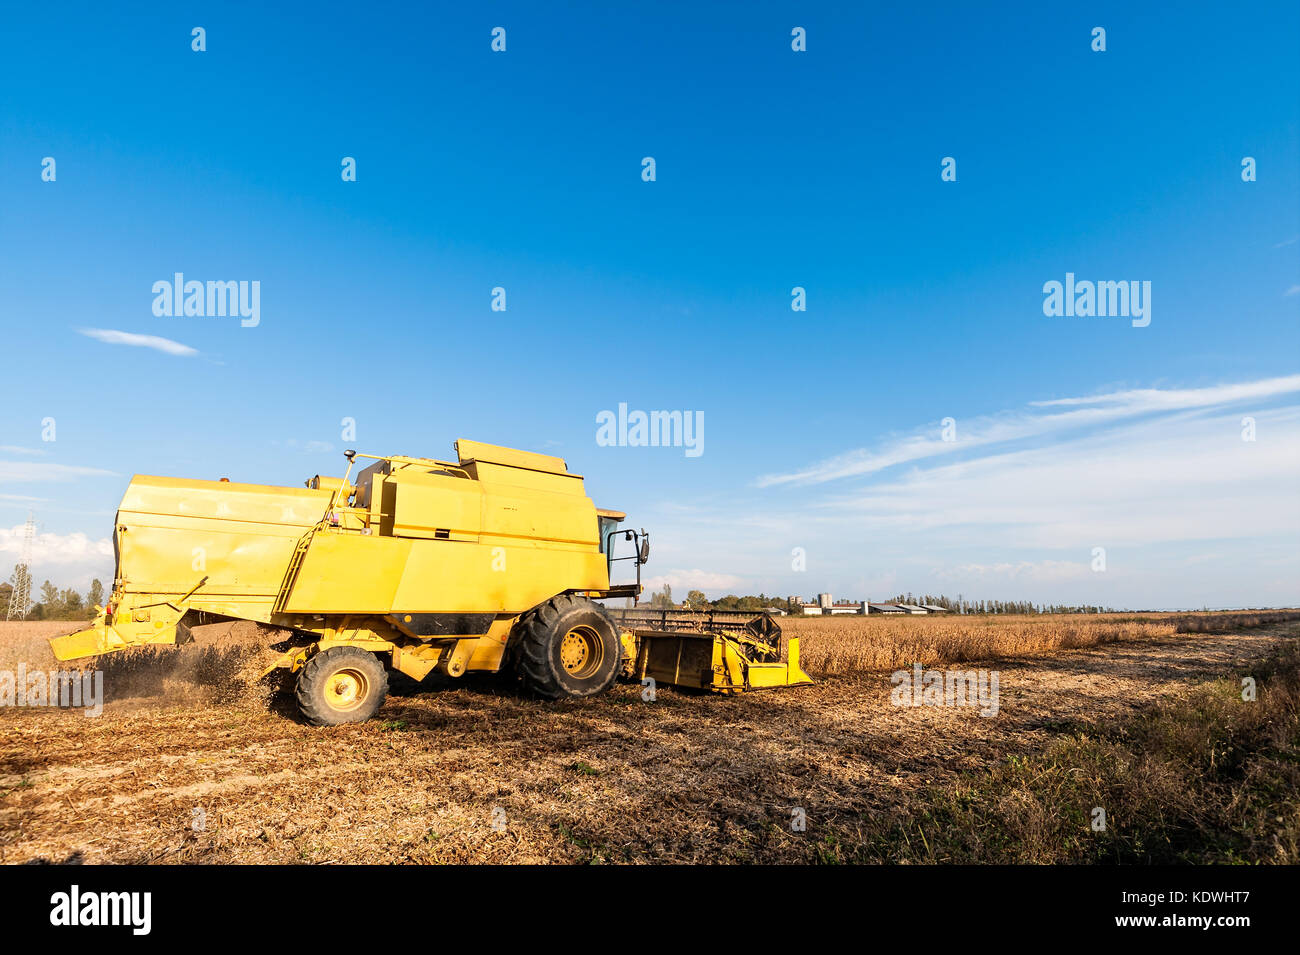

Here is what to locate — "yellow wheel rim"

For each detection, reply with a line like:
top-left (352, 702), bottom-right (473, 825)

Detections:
top-left (559, 626), bottom-right (604, 679)
top-left (326, 667), bottom-right (369, 712)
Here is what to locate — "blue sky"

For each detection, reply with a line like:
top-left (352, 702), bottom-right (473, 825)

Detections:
top-left (2, 2), bottom-right (1298, 608)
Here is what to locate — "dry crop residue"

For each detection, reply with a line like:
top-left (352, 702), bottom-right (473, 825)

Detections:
top-left (2, 614), bottom-right (1294, 863)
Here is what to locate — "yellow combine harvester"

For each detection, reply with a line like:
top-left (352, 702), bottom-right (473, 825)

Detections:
top-left (52, 440), bottom-right (810, 724)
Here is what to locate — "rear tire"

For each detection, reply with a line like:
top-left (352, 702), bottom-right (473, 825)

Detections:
top-left (295, 646), bottom-right (389, 726)
top-left (513, 595), bottom-right (621, 699)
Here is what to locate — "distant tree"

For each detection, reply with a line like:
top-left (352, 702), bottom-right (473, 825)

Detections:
top-left (88, 579), bottom-right (105, 616)
top-left (26, 580), bottom-right (95, 620)
top-left (39, 580), bottom-right (59, 616)
top-left (684, 589), bottom-right (708, 610)
top-left (770, 596), bottom-right (797, 613)
top-left (648, 584), bottom-right (675, 609)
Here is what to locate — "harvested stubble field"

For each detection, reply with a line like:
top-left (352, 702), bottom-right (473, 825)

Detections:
top-left (785, 609), bottom-right (1300, 674)
top-left (2, 611), bottom-right (1298, 864)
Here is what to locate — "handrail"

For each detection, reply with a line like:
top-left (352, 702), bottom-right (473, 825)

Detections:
top-left (605, 527), bottom-right (649, 599)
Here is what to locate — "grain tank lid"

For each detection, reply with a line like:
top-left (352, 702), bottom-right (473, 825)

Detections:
top-left (454, 439), bottom-right (572, 476)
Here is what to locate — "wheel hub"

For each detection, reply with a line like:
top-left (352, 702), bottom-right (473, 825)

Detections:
top-left (559, 626), bottom-right (603, 678)
top-left (326, 668), bottom-right (369, 711)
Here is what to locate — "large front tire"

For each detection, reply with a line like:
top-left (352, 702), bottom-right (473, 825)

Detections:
top-left (295, 646), bottom-right (389, 726)
top-left (514, 595), bottom-right (621, 699)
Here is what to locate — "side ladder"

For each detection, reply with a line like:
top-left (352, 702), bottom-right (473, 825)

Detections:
top-left (273, 524), bottom-right (321, 614)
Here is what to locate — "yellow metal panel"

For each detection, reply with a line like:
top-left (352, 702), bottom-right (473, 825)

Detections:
top-left (389, 644), bottom-right (442, 681)
top-left (718, 640), bottom-right (747, 687)
top-left (287, 534), bottom-right (608, 616)
top-left (455, 439), bottom-right (570, 475)
top-left (112, 475), bottom-right (333, 624)
top-left (469, 460), bottom-right (583, 494)
top-left (51, 600), bottom-right (188, 661)
top-left (480, 486), bottom-right (599, 546)
top-left (118, 520), bottom-right (300, 596)
top-left (465, 619), bottom-right (515, 671)
top-left (742, 664), bottom-right (793, 688)
top-left (386, 470), bottom-right (483, 539)
top-left (283, 533), bottom-right (412, 612)
top-left (400, 542), bottom-right (608, 612)
top-left (50, 626), bottom-right (122, 661)
top-left (123, 474), bottom-right (328, 526)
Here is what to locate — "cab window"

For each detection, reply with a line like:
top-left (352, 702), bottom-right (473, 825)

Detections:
top-left (598, 516), bottom-right (620, 554)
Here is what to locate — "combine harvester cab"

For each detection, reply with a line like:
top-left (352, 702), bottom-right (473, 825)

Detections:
top-left (52, 439), bottom-right (811, 725)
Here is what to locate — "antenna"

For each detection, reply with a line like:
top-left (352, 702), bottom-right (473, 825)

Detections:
top-left (5, 510), bottom-right (35, 620)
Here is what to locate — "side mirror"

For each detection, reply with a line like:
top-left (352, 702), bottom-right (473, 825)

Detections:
top-left (639, 535), bottom-right (650, 563)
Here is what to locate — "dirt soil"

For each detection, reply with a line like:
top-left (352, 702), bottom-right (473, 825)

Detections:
top-left (0, 622), bottom-right (1294, 864)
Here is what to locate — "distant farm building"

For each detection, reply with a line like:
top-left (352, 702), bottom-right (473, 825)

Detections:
top-left (795, 595), bottom-right (947, 616)
top-left (795, 594), bottom-right (868, 615)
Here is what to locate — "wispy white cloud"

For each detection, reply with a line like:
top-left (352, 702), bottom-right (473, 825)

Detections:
top-left (757, 375), bottom-right (1300, 487)
top-left (643, 569), bottom-right (745, 592)
top-left (816, 405), bottom-right (1300, 549)
top-left (729, 376), bottom-right (1300, 606)
top-left (285, 439), bottom-right (336, 454)
top-left (79, 327), bottom-right (198, 356)
top-left (0, 446), bottom-right (46, 456)
top-left (1028, 376), bottom-right (1300, 409)
top-left (0, 525), bottom-right (113, 564)
top-left (1285, 285), bottom-right (1300, 297)
top-left (0, 461), bottom-right (117, 483)
top-left (937, 560), bottom-right (1091, 583)
top-left (0, 525), bottom-right (114, 593)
